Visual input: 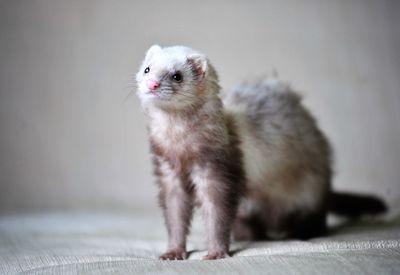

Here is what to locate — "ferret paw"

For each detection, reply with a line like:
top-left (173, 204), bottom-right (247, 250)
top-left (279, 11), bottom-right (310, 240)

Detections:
top-left (159, 249), bottom-right (187, 260)
top-left (202, 251), bottom-right (229, 260)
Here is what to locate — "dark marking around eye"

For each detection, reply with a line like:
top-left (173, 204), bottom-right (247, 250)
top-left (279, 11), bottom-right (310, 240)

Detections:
top-left (144, 67), bottom-right (150, 74)
top-left (172, 72), bottom-right (183, 82)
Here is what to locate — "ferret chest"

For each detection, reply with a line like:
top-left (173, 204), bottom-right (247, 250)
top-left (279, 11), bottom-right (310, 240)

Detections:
top-left (150, 113), bottom-right (200, 155)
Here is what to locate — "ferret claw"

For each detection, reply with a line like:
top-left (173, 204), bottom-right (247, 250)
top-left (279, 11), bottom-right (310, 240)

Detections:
top-left (159, 250), bottom-right (187, 260)
top-left (202, 251), bottom-right (230, 260)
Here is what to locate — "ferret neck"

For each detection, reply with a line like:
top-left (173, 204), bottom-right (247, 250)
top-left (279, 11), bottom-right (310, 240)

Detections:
top-left (145, 95), bottom-right (223, 126)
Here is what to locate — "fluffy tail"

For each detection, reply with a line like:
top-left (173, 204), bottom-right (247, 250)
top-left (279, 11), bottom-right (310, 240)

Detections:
top-left (329, 192), bottom-right (387, 218)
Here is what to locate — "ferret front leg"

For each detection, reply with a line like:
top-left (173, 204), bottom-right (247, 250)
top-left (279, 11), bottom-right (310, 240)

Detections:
top-left (158, 169), bottom-right (194, 260)
top-left (202, 193), bottom-right (233, 260)
top-left (192, 165), bottom-right (238, 260)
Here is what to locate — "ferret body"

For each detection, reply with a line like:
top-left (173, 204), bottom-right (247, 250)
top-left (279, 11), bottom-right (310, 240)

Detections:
top-left (135, 45), bottom-right (382, 260)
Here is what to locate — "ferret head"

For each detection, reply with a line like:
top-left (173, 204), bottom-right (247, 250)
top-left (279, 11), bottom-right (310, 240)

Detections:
top-left (136, 45), bottom-right (219, 110)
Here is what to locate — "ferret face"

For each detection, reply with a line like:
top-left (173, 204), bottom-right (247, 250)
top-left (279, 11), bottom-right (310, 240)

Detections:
top-left (136, 45), bottom-right (209, 109)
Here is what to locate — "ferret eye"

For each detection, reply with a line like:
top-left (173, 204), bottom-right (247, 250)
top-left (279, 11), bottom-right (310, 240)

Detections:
top-left (172, 72), bottom-right (183, 82)
top-left (144, 67), bottom-right (150, 74)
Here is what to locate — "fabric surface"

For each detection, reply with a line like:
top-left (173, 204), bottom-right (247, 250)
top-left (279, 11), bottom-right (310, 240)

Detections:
top-left (0, 212), bottom-right (399, 275)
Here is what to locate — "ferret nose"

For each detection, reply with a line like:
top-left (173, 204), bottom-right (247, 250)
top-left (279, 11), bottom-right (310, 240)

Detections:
top-left (147, 80), bottom-right (160, 91)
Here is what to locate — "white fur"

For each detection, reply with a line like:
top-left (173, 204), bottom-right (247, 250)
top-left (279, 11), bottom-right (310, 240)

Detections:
top-left (224, 79), bottom-right (330, 216)
top-left (234, 112), bottom-right (323, 212)
top-left (148, 107), bottom-right (190, 153)
top-left (191, 165), bottom-right (212, 209)
top-left (137, 45), bottom-right (331, 241)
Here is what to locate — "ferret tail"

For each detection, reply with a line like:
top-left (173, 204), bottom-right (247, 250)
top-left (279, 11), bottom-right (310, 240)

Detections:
top-left (329, 191), bottom-right (388, 218)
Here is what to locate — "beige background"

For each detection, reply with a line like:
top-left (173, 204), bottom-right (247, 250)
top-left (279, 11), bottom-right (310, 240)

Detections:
top-left (0, 0), bottom-right (399, 214)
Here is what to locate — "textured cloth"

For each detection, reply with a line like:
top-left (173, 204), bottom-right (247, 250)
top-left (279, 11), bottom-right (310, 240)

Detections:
top-left (0, 212), bottom-right (399, 274)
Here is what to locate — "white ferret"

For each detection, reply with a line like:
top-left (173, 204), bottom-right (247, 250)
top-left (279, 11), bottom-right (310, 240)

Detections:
top-left (135, 45), bottom-right (386, 260)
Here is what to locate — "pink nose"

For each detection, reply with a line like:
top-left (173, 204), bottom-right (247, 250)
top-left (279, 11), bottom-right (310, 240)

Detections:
top-left (147, 80), bottom-right (160, 91)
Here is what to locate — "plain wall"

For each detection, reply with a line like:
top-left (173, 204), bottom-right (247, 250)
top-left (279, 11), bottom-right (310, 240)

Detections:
top-left (0, 0), bottom-right (399, 214)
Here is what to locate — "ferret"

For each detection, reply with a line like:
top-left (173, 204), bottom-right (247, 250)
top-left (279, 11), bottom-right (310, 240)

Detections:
top-left (135, 45), bottom-right (386, 260)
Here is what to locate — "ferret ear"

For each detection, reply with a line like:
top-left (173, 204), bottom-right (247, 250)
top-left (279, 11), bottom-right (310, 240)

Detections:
top-left (145, 44), bottom-right (162, 60)
top-left (187, 54), bottom-right (207, 80)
